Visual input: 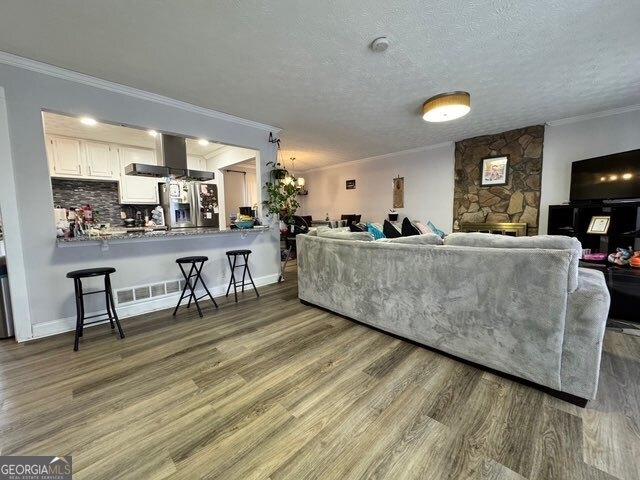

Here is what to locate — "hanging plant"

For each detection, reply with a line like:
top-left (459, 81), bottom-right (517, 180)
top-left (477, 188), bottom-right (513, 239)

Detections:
top-left (263, 161), bottom-right (300, 223)
top-left (271, 163), bottom-right (288, 180)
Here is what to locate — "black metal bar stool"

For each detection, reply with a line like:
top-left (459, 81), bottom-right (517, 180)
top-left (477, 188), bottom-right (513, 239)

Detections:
top-left (225, 249), bottom-right (259, 303)
top-left (173, 256), bottom-right (218, 318)
top-left (66, 267), bottom-right (125, 351)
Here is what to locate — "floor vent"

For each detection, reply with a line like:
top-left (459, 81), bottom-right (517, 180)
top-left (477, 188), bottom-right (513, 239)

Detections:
top-left (116, 279), bottom-right (183, 305)
top-left (117, 289), bottom-right (134, 304)
top-left (134, 286), bottom-right (151, 301)
top-left (150, 283), bottom-right (166, 297)
top-left (165, 280), bottom-right (180, 294)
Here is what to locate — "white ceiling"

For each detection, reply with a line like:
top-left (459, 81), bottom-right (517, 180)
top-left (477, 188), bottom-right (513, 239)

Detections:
top-left (42, 111), bottom-right (229, 156)
top-left (2, 1), bottom-right (640, 170)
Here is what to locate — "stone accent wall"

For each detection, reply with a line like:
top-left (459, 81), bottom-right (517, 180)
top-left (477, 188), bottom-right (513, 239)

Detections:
top-left (453, 125), bottom-right (544, 236)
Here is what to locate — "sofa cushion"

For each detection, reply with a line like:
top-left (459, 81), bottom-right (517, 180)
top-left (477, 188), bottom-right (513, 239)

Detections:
top-left (383, 220), bottom-right (402, 238)
top-left (401, 217), bottom-right (421, 236)
top-left (317, 227), bottom-right (374, 241)
top-left (444, 232), bottom-right (582, 292)
top-left (349, 222), bottom-right (368, 232)
top-left (377, 233), bottom-right (444, 245)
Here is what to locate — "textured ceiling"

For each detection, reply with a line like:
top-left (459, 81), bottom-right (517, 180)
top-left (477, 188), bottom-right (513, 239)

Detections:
top-left (2, 1), bottom-right (639, 170)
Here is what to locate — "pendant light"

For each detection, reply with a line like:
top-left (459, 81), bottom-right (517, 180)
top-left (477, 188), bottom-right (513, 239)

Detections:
top-left (293, 157), bottom-right (305, 187)
top-left (422, 91), bottom-right (471, 122)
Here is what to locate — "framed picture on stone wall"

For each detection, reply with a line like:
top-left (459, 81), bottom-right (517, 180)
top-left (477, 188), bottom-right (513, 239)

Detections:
top-left (480, 155), bottom-right (509, 186)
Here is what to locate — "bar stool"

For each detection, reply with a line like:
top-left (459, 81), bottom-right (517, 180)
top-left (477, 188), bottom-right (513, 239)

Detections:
top-left (225, 249), bottom-right (259, 303)
top-left (173, 256), bottom-right (218, 318)
top-left (66, 267), bottom-right (125, 351)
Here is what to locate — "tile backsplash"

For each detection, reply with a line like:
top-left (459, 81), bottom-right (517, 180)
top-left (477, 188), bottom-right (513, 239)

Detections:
top-left (51, 179), bottom-right (157, 225)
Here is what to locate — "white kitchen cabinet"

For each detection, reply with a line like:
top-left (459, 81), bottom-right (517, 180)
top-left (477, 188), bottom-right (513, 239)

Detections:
top-left (49, 136), bottom-right (83, 178)
top-left (118, 146), bottom-right (160, 204)
top-left (187, 155), bottom-right (206, 171)
top-left (83, 141), bottom-right (118, 180)
top-left (46, 135), bottom-right (118, 181)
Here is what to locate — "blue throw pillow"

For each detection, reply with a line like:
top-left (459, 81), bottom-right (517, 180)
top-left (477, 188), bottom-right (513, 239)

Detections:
top-left (367, 223), bottom-right (385, 240)
top-left (427, 220), bottom-right (445, 238)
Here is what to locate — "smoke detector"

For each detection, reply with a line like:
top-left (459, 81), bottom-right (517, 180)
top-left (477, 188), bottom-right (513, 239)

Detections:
top-left (370, 37), bottom-right (390, 52)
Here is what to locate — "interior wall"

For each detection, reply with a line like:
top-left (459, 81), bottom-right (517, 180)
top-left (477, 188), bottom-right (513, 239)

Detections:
top-left (539, 108), bottom-right (640, 233)
top-left (299, 143), bottom-right (455, 231)
top-left (0, 61), bottom-right (279, 340)
top-left (223, 170), bottom-right (247, 220)
top-left (300, 107), bottom-right (640, 237)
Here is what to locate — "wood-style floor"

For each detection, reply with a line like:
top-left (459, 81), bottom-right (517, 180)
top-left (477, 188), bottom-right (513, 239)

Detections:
top-left (0, 265), bottom-right (638, 480)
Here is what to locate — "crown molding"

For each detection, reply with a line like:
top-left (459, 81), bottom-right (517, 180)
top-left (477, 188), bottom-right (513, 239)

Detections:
top-left (203, 144), bottom-right (234, 160)
top-left (546, 104), bottom-right (640, 126)
top-left (0, 51), bottom-right (282, 133)
top-left (302, 141), bottom-right (453, 173)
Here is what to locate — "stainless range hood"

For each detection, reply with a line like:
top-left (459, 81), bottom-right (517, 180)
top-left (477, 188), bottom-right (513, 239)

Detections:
top-left (125, 133), bottom-right (215, 181)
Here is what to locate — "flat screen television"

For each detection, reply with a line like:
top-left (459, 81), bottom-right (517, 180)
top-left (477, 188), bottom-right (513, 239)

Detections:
top-left (570, 149), bottom-right (640, 202)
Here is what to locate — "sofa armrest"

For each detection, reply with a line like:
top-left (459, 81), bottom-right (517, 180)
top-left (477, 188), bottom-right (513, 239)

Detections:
top-left (561, 268), bottom-right (610, 399)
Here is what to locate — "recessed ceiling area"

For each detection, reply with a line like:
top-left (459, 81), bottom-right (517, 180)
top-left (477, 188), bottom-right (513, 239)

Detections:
top-left (3, 1), bottom-right (640, 170)
top-left (42, 111), bottom-right (228, 157)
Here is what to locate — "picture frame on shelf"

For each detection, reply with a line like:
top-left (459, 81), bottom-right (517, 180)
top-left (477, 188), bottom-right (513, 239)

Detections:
top-left (587, 215), bottom-right (611, 234)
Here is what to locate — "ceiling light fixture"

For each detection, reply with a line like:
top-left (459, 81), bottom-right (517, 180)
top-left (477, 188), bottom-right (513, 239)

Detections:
top-left (289, 157), bottom-right (305, 188)
top-left (422, 91), bottom-right (471, 122)
top-left (79, 116), bottom-right (97, 126)
top-left (622, 173), bottom-right (633, 180)
top-left (609, 175), bottom-right (619, 181)
top-left (198, 138), bottom-right (209, 146)
top-left (148, 129), bottom-right (158, 137)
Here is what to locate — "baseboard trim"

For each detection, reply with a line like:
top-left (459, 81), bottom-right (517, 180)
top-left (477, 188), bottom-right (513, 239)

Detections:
top-left (30, 273), bottom-right (279, 340)
top-left (299, 298), bottom-right (589, 408)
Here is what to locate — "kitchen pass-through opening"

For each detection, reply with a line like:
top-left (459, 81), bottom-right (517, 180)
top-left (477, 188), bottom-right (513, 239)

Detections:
top-left (42, 110), bottom-right (260, 237)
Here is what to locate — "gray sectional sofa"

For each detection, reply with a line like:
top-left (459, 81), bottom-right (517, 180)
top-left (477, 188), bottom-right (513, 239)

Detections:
top-left (297, 230), bottom-right (610, 403)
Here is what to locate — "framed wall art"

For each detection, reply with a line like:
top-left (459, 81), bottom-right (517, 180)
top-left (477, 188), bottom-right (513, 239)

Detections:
top-left (480, 155), bottom-right (509, 186)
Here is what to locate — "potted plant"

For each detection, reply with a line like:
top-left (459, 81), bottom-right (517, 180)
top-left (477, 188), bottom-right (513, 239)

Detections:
top-left (266, 161), bottom-right (288, 181)
top-left (263, 165), bottom-right (301, 226)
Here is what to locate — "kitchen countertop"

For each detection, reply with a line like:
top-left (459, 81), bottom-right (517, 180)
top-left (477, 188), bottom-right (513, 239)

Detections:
top-left (56, 225), bottom-right (270, 249)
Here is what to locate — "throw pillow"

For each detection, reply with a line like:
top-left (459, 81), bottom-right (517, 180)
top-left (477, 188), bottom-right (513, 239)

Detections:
top-left (415, 221), bottom-right (431, 235)
top-left (367, 223), bottom-right (385, 240)
top-left (401, 217), bottom-right (421, 236)
top-left (427, 220), bottom-right (446, 238)
top-left (349, 222), bottom-right (367, 232)
top-left (383, 220), bottom-right (402, 238)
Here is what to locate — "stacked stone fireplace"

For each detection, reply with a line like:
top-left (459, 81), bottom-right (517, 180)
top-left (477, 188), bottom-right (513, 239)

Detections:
top-left (453, 125), bottom-right (544, 236)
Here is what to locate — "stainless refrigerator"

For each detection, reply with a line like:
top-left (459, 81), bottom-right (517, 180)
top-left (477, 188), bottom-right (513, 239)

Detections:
top-left (193, 182), bottom-right (219, 228)
top-left (160, 181), bottom-right (219, 228)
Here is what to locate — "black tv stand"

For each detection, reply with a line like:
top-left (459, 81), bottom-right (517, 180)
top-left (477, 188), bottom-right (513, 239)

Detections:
top-left (548, 201), bottom-right (639, 323)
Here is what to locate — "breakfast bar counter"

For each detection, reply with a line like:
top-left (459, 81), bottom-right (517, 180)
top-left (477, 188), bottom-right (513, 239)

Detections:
top-left (56, 225), bottom-right (270, 250)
